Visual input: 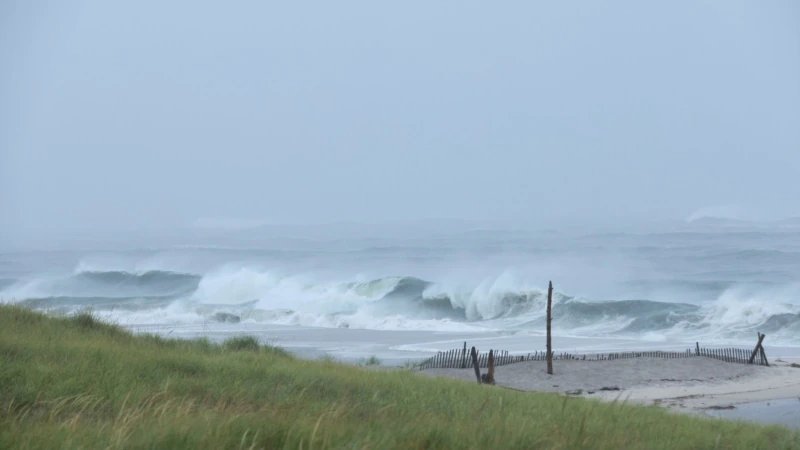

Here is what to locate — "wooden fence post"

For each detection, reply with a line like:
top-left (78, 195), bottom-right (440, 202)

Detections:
top-left (482, 350), bottom-right (496, 384)
top-left (470, 347), bottom-right (481, 383)
top-left (748, 333), bottom-right (766, 364)
top-left (546, 281), bottom-right (553, 375)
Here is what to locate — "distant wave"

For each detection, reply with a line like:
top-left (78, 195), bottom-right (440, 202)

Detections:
top-left (74, 270), bottom-right (201, 287)
top-left (0, 278), bottom-right (16, 290)
top-left (696, 249), bottom-right (800, 264)
top-left (0, 270), bottom-right (201, 301)
top-left (685, 205), bottom-right (746, 223)
top-left (15, 294), bottom-right (182, 311)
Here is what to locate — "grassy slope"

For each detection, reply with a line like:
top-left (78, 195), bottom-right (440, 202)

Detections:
top-left (0, 305), bottom-right (798, 450)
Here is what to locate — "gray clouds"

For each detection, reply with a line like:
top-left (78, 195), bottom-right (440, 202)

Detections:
top-left (2, 1), bottom-right (799, 246)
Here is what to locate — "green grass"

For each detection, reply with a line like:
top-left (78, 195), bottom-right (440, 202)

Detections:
top-left (1, 305), bottom-right (798, 449)
top-left (357, 355), bottom-right (382, 366)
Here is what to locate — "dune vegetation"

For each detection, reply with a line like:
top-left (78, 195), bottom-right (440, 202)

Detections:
top-left (1, 304), bottom-right (798, 449)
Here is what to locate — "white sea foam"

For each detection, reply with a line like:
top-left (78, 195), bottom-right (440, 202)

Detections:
top-left (3, 235), bottom-right (800, 346)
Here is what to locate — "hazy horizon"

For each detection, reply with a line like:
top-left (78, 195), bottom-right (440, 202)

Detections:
top-left (2, 1), bottom-right (799, 248)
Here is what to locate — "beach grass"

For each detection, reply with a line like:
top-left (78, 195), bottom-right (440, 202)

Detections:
top-left (1, 305), bottom-right (798, 449)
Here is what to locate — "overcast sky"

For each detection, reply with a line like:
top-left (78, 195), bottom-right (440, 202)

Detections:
top-left (1, 1), bottom-right (798, 245)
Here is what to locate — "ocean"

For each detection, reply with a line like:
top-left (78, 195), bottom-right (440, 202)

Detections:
top-left (3, 220), bottom-right (800, 363)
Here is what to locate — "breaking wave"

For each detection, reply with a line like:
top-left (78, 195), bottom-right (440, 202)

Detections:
top-left (2, 267), bottom-right (799, 345)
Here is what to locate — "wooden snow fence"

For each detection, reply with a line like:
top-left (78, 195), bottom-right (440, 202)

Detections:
top-left (416, 345), bottom-right (520, 370)
top-left (417, 337), bottom-right (770, 370)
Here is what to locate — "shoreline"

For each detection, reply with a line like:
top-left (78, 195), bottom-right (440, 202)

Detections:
top-left (124, 321), bottom-right (800, 366)
top-left (419, 356), bottom-right (800, 428)
top-left (704, 397), bottom-right (800, 430)
top-left (590, 357), bottom-right (800, 412)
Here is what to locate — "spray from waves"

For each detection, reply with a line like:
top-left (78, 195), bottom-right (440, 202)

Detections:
top-left (530, 287), bottom-right (800, 344)
top-left (155, 270), bottom-right (800, 344)
top-left (3, 265), bottom-right (800, 344)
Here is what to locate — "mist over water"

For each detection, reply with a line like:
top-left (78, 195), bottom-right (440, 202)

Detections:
top-left (2, 0), bottom-right (798, 371)
top-left (3, 221), bottom-right (800, 347)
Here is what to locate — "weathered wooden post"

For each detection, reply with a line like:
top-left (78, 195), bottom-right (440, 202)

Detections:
top-left (748, 332), bottom-right (766, 364)
top-left (461, 342), bottom-right (467, 368)
top-left (470, 346), bottom-right (482, 383)
top-left (481, 350), bottom-right (496, 384)
top-left (695, 342), bottom-right (700, 356)
top-left (546, 280), bottom-right (554, 375)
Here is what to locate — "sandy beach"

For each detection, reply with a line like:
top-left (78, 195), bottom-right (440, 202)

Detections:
top-left (419, 356), bottom-right (800, 427)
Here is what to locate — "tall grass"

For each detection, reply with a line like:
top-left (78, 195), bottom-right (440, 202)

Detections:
top-left (1, 304), bottom-right (798, 449)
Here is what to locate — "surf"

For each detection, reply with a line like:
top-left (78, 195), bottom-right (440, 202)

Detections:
top-left (2, 262), bottom-right (799, 345)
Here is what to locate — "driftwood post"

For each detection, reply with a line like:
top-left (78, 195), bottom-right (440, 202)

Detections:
top-left (695, 342), bottom-right (700, 356)
top-left (748, 333), bottom-right (766, 364)
top-left (461, 342), bottom-right (467, 368)
top-left (546, 280), bottom-right (554, 375)
top-left (470, 346), bottom-right (482, 383)
top-left (481, 350), bottom-right (496, 384)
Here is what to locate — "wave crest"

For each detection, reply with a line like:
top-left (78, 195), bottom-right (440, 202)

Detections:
top-left (4, 266), bottom-right (799, 344)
